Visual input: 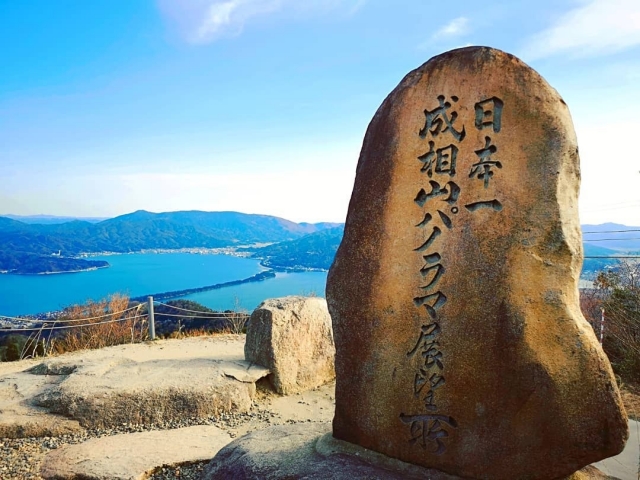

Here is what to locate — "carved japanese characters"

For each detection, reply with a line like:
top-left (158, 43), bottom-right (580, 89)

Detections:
top-left (326, 47), bottom-right (628, 480)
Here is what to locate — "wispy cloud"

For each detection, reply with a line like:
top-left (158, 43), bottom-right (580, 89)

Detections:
top-left (521, 0), bottom-right (640, 60)
top-left (158, 0), bottom-right (367, 44)
top-left (418, 16), bottom-right (469, 51)
top-left (433, 17), bottom-right (469, 38)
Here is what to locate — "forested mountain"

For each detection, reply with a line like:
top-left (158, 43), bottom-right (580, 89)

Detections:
top-left (2, 210), bottom-right (636, 276)
top-left (0, 210), bottom-right (339, 257)
top-left (247, 227), bottom-right (344, 270)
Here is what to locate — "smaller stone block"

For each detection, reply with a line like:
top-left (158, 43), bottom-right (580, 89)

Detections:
top-left (245, 296), bottom-right (335, 395)
top-left (40, 425), bottom-right (231, 480)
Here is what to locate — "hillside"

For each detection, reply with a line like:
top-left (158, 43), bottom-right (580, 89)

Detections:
top-left (0, 210), bottom-right (338, 258)
top-left (0, 211), bottom-right (341, 274)
top-left (247, 224), bottom-right (636, 274)
top-left (582, 244), bottom-right (619, 275)
top-left (0, 252), bottom-right (109, 275)
top-left (247, 227), bottom-right (344, 270)
top-left (3, 213), bottom-right (636, 276)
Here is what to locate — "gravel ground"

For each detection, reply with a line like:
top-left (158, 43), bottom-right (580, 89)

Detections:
top-left (0, 407), bottom-right (280, 480)
top-left (149, 461), bottom-right (208, 480)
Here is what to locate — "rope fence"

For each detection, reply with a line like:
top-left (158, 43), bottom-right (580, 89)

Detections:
top-left (152, 311), bottom-right (247, 319)
top-left (0, 304), bottom-right (142, 324)
top-left (0, 296), bottom-right (249, 341)
top-left (4, 314), bottom-right (149, 332)
top-left (154, 301), bottom-right (248, 317)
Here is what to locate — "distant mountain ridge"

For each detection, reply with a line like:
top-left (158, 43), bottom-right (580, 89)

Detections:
top-left (1, 211), bottom-right (637, 275)
top-left (0, 210), bottom-right (343, 259)
top-left (2, 214), bottom-right (110, 225)
top-left (581, 223), bottom-right (640, 251)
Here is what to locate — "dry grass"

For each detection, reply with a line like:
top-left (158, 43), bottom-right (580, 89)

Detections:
top-left (620, 382), bottom-right (640, 421)
top-left (15, 294), bottom-right (243, 360)
top-left (224, 297), bottom-right (249, 335)
top-left (19, 294), bottom-right (149, 359)
top-left (164, 327), bottom-right (214, 339)
top-left (50, 294), bottom-right (148, 355)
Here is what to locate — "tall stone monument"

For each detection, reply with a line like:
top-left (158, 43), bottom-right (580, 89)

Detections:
top-left (326, 46), bottom-right (628, 479)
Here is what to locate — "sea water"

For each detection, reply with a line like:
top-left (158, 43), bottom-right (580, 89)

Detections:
top-left (0, 253), bottom-right (328, 317)
top-left (182, 271), bottom-right (328, 312)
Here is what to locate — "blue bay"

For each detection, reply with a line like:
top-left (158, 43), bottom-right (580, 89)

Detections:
top-left (182, 271), bottom-right (327, 312)
top-left (0, 253), bottom-right (327, 317)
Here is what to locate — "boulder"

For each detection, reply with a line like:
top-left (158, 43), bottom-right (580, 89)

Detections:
top-left (245, 296), bottom-right (335, 395)
top-left (326, 46), bottom-right (628, 480)
top-left (202, 423), bottom-right (616, 480)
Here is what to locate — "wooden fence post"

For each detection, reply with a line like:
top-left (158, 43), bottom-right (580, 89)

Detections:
top-left (148, 296), bottom-right (156, 340)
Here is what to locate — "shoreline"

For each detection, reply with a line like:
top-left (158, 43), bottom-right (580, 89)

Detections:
top-left (4, 265), bottom-right (110, 276)
top-left (81, 246), bottom-right (259, 258)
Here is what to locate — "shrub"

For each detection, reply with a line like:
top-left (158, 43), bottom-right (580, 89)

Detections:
top-left (0, 334), bottom-right (28, 362)
top-left (4, 340), bottom-right (22, 362)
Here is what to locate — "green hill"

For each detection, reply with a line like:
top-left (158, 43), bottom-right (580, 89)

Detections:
top-left (0, 210), bottom-right (341, 274)
top-left (3, 213), bottom-right (632, 277)
top-left (248, 227), bottom-right (627, 275)
top-left (247, 227), bottom-right (344, 270)
top-left (582, 243), bottom-right (619, 275)
top-left (0, 210), bottom-right (338, 257)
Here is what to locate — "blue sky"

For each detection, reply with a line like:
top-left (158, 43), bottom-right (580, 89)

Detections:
top-left (1, 0), bottom-right (639, 223)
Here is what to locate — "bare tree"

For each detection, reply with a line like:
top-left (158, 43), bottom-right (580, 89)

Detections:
top-left (226, 296), bottom-right (249, 334)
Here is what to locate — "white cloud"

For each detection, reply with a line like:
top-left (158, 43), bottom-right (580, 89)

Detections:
top-left (522, 0), bottom-right (640, 60)
top-left (418, 17), bottom-right (469, 51)
top-left (194, 0), bottom-right (281, 42)
top-left (158, 0), bottom-right (367, 44)
top-left (434, 17), bottom-right (469, 38)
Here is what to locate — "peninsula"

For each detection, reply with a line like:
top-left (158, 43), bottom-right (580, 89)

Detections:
top-left (0, 252), bottom-right (109, 275)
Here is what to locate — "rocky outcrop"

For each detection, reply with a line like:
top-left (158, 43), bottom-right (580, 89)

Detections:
top-left (33, 357), bottom-right (266, 429)
top-left (0, 336), bottom-right (269, 433)
top-left (245, 296), bottom-right (335, 395)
